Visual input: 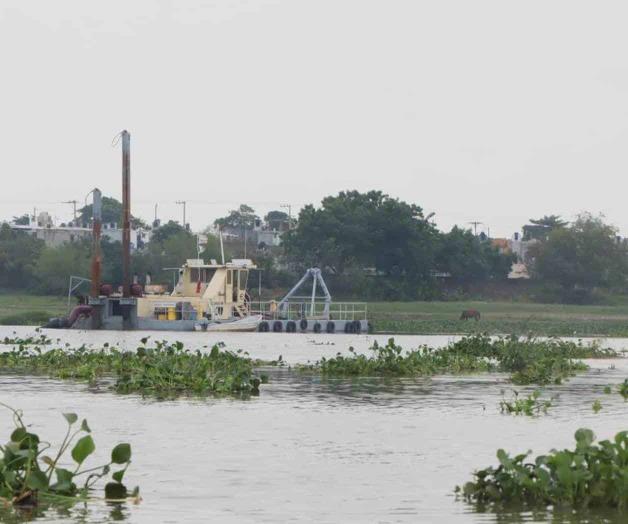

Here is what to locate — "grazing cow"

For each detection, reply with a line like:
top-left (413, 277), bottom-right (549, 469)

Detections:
top-left (460, 309), bottom-right (481, 321)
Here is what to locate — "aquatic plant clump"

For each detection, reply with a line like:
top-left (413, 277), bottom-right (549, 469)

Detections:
top-left (0, 404), bottom-right (137, 508)
top-left (0, 340), bottom-right (263, 397)
top-left (299, 335), bottom-right (613, 385)
top-left (457, 428), bottom-right (628, 510)
top-left (499, 390), bottom-right (553, 416)
top-left (1, 331), bottom-right (52, 347)
top-left (299, 338), bottom-right (496, 377)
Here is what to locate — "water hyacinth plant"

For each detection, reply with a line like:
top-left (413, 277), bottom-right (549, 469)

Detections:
top-left (1, 331), bottom-right (52, 347)
top-left (0, 340), bottom-right (263, 398)
top-left (457, 428), bottom-right (628, 510)
top-left (0, 404), bottom-right (138, 508)
top-left (299, 338), bottom-right (496, 377)
top-left (499, 390), bottom-right (553, 416)
top-left (298, 335), bottom-right (613, 385)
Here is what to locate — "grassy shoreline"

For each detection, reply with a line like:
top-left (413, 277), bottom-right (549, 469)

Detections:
top-left (4, 295), bottom-right (628, 337)
top-left (368, 301), bottom-right (628, 337)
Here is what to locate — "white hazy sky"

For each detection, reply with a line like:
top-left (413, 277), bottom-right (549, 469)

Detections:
top-left (1, 0), bottom-right (627, 237)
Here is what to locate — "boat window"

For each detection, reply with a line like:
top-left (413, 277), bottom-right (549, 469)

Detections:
top-left (227, 271), bottom-right (232, 285)
top-left (190, 268), bottom-right (217, 282)
top-left (239, 270), bottom-right (248, 289)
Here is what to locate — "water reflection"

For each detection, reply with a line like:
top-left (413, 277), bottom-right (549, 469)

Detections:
top-left (466, 503), bottom-right (627, 523)
top-left (0, 500), bottom-right (131, 524)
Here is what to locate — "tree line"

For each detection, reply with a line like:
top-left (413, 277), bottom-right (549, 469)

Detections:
top-left (2, 190), bottom-right (627, 303)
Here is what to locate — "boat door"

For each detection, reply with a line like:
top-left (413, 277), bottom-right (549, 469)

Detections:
top-left (225, 269), bottom-right (237, 305)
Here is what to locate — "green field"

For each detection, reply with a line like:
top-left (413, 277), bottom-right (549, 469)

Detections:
top-left (368, 301), bottom-right (628, 337)
top-left (3, 295), bottom-right (628, 337)
top-left (0, 294), bottom-right (67, 325)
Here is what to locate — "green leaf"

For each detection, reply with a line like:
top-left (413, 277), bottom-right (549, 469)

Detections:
top-left (63, 413), bottom-right (78, 425)
top-left (104, 482), bottom-right (128, 499)
top-left (71, 435), bottom-right (95, 464)
top-left (10, 427), bottom-right (27, 443)
top-left (50, 468), bottom-right (76, 495)
top-left (55, 468), bottom-right (74, 483)
top-left (80, 419), bottom-right (91, 433)
top-left (111, 443), bottom-right (131, 464)
top-left (26, 470), bottom-right (49, 490)
top-left (112, 469), bottom-right (125, 483)
top-left (575, 428), bottom-right (595, 448)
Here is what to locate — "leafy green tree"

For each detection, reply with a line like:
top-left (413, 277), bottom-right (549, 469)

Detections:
top-left (264, 210), bottom-right (290, 231)
top-left (523, 215), bottom-right (568, 241)
top-left (529, 215), bottom-right (568, 228)
top-left (12, 214), bottom-right (30, 226)
top-left (214, 204), bottom-right (258, 230)
top-left (35, 241), bottom-right (91, 294)
top-left (283, 191), bottom-right (439, 297)
top-left (436, 226), bottom-right (514, 284)
top-left (78, 196), bottom-right (146, 228)
top-left (150, 220), bottom-right (190, 244)
top-left (0, 224), bottom-right (44, 290)
top-left (531, 213), bottom-right (628, 299)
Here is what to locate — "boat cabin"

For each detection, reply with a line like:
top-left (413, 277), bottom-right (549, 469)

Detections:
top-left (136, 258), bottom-right (256, 321)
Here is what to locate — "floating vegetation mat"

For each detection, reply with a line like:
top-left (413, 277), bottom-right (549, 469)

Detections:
top-left (298, 334), bottom-right (617, 385)
top-left (457, 428), bottom-right (628, 511)
top-left (0, 340), bottom-right (264, 398)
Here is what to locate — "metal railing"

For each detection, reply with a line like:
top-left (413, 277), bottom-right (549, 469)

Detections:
top-left (250, 300), bottom-right (367, 321)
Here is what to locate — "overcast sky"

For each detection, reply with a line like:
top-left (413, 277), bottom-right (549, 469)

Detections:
top-left (1, 1), bottom-right (627, 237)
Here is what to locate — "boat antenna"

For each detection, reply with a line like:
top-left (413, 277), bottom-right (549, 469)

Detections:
top-left (219, 227), bottom-right (225, 265)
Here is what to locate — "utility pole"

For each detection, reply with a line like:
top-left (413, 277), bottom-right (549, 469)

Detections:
top-left (63, 200), bottom-right (79, 223)
top-left (176, 200), bottom-right (187, 228)
top-left (121, 130), bottom-right (131, 299)
top-left (280, 203), bottom-right (292, 228)
top-left (468, 221), bottom-right (483, 236)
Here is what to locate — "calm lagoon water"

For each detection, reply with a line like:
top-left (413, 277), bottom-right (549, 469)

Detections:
top-left (1, 327), bottom-right (627, 523)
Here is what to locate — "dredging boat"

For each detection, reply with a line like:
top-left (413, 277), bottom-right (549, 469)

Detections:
top-left (44, 129), bottom-right (367, 333)
top-left (54, 259), bottom-right (367, 333)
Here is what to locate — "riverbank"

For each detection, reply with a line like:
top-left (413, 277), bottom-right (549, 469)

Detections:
top-left (6, 294), bottom-right (628, 338)
top-left (368, 300), bottom-right (628, 337)
top-left (0, 294), bottom-right (66, 325)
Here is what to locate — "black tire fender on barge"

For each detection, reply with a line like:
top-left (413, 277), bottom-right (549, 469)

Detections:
top-left (286, 320), bottom-right (296, 333)
top-left (299, 318), bottom-right (308, 331)
top-left (313, 322), bottom-right (322, 333)
top-left (273, 320), bottom-right (283, 333)
top-left (258, 321), bottom-right (269, 332)
top-left (326, 321), bottom-right (335, 334)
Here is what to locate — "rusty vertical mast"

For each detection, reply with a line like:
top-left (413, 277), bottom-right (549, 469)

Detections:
top-left (121, 130), bottom-right (131, 298)
top-left (90, 188), bottom-right (102, 297)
